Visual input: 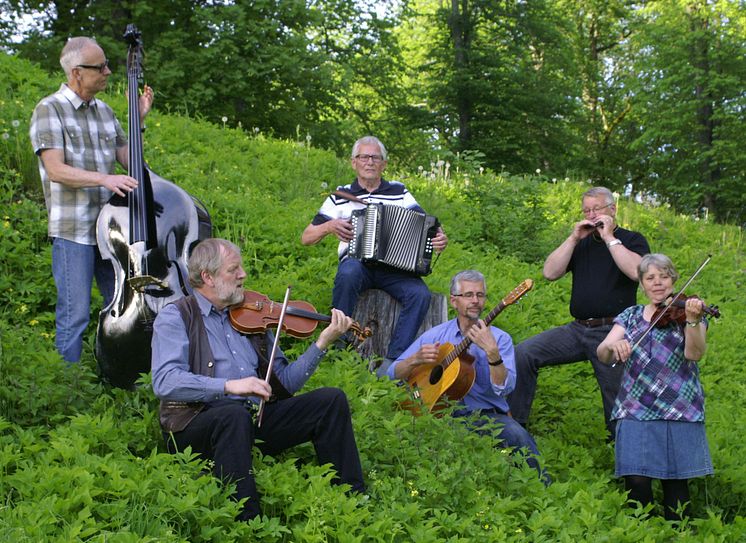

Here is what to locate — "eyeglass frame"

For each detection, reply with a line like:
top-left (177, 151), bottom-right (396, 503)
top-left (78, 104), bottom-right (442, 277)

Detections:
top-left (353, 153), bottom-right (385, 163)
top-left (76, 59), bottom-right (110, 73)
top-left (581, 203), bottom-right (613, 215)
top-left (451, 292), bottom-right (486, 300)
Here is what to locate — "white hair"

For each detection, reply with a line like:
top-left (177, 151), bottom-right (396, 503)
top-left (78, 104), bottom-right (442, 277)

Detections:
top-left (450, 270), bottom-right (486, 295)
top-left (351, 136), bottom-right (387, 160)
top-left (638, 253), bottom-right (680, 283)
top-left (60, 37), bottom-right (99, 77)
top-left (582, 186), bottom-right (615, 206)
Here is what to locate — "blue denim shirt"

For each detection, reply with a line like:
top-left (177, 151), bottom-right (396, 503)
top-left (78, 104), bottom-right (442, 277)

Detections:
top-left (151, 291), bottom-right (326, 404)
top-left (387, 318), bottom-right (516, 413)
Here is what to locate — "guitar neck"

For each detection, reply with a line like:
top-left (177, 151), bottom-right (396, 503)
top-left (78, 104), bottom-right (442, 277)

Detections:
top-left (442, 301), bottom-right (507, 366)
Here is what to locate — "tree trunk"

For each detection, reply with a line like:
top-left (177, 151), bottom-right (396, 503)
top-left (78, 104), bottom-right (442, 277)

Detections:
top-left (689, 5), bottom-right (719, 215)
top-left (449, 0), bottom-right (472, 149)
top-left (352, 289), bottom-right (448, 363)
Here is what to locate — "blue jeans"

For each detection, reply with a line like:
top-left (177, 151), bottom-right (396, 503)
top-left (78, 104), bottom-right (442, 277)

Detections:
top-left (455, 407), bottom-right (550, 485)
top-left (507, 321), bottom-right (623, 437)
top-left (332, 259), bottom-right (431, 359)
top-left (52, 237), bottom-right (114, 362)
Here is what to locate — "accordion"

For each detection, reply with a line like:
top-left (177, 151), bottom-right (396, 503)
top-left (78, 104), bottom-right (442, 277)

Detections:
top-left (348, 203), bottom-right (439, 276)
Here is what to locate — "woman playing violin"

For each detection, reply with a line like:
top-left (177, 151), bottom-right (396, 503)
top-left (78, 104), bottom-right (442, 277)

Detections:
top-left (597, 253), bottom-right (713, 521)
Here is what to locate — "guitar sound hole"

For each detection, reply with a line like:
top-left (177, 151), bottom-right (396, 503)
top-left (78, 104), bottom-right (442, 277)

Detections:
top-left (429, 365), bottom-right (443, 385)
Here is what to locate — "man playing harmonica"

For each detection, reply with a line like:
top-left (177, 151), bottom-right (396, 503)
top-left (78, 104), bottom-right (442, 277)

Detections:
top-left (507, 187), bottom-right (650, 438)
top-left (301, 136), bottom-right (448, 376)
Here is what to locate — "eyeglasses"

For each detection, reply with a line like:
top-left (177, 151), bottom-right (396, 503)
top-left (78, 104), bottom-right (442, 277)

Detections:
top-left (77, 59), bottom-right (110, 73)
top-left (354, 154), bottom-right (384, 163)
top-left (452, 292), bottom-right (486, 300)
top-left (581, 203), bottom-right (612, 215)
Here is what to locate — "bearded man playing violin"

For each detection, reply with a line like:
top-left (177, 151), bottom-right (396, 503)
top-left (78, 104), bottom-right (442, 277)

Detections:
top-left (507, 187), bottom-right (650, 438)
top-left (597, 253), bottom-right (713, 521)
top-left (387, 270), bottom-right (549, 484)
top-left (151, 238), bottom-right (365, 521)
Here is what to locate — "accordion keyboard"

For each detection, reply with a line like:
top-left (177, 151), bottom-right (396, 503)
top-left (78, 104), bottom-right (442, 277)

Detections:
top-left (348, 203), bottom-right (438, 276)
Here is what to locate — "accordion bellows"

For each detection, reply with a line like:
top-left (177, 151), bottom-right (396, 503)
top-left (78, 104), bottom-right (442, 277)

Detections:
top-left (348, 203), bottom-right (438, 276)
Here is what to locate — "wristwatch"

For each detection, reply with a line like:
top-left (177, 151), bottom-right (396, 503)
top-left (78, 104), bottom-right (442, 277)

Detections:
top-left (606, 239), bottom-right (623, 248)
top-left (488, 357), bottom-right (503, 367)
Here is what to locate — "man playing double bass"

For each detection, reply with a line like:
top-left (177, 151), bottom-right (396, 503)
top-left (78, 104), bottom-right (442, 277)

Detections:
top-left (151, 238), bottom-right (365, 520)
top-left (29, 36), bottom-right (154, 362)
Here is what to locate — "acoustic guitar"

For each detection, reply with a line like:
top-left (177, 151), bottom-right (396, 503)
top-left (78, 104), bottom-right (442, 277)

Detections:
top-left (405, 279), bottom-right (534, 414)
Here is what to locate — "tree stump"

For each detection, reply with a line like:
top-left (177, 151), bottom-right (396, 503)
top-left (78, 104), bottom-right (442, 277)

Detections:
top-left (351, 289), bottom-right (448, 363)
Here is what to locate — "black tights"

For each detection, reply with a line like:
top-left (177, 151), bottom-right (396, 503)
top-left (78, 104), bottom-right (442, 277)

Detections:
top-left (625, 476), bottom-right (691, 521)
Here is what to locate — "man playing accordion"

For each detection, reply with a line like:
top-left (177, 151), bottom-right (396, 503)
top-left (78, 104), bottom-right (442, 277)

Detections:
top-left (302, 136), bottom-right (448, 375)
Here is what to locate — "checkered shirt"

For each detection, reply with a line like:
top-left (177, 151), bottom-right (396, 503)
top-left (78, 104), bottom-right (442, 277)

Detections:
top-left (29, 84), bottom-right (127, 245)
top-left (612, 304), bottom-right (706, 422)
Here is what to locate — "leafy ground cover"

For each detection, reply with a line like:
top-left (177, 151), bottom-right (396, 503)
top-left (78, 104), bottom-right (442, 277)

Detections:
top-left (1, 53), bottom-right (744, 541)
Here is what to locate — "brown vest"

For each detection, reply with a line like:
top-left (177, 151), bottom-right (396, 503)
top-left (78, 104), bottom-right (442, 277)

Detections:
top-left (158, 295), bottom-right (291, 433)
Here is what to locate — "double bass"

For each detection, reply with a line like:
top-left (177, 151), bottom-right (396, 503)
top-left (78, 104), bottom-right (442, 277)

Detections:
top-left (96, 25), bottom-right (211, 388)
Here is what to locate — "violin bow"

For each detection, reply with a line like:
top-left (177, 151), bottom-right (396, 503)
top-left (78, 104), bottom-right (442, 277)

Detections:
top-left (256, 285), bottom-right (292, 427)
top-left (617, 254), bottom-right (712, 365)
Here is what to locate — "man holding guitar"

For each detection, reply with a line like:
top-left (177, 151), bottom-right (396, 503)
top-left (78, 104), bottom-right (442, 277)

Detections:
top-left (387, 270), bottom-right (547, 483)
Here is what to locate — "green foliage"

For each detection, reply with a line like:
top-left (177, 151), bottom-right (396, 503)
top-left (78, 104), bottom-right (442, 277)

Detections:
top-left (0, 54), bottom-right (744, 540)
top-left (622, 0), bottom-right (746, 223)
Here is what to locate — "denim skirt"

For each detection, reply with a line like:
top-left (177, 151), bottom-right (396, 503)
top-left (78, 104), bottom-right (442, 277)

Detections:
top-left (615, 418), bottom-right (714, 479)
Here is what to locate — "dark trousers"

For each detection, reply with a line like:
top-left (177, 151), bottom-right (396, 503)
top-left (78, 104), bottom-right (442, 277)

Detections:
top-left (165, 387), bottom-right (365, 520)
top-left (507, 321), bottom-right (623, 437)
top-left (455, 408), bottom-right (551, 485)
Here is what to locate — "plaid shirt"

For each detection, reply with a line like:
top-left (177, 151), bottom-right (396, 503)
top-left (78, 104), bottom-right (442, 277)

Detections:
top-left (29, 84), bottom-right (127, 245)
top-left (612, 305), bottom-right (706, 422)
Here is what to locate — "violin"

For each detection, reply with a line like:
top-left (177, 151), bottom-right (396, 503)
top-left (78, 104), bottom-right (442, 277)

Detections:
top-left (651, 292), bottom-right (721, 328)
top-left (229, 290), bottom-right (372, 341)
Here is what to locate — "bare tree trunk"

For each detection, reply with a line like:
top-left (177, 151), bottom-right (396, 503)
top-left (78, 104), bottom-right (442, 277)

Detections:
top-left (689, 4), bottom-right (719, 215)
top-left (449, 0), bottom-right (472, 149)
